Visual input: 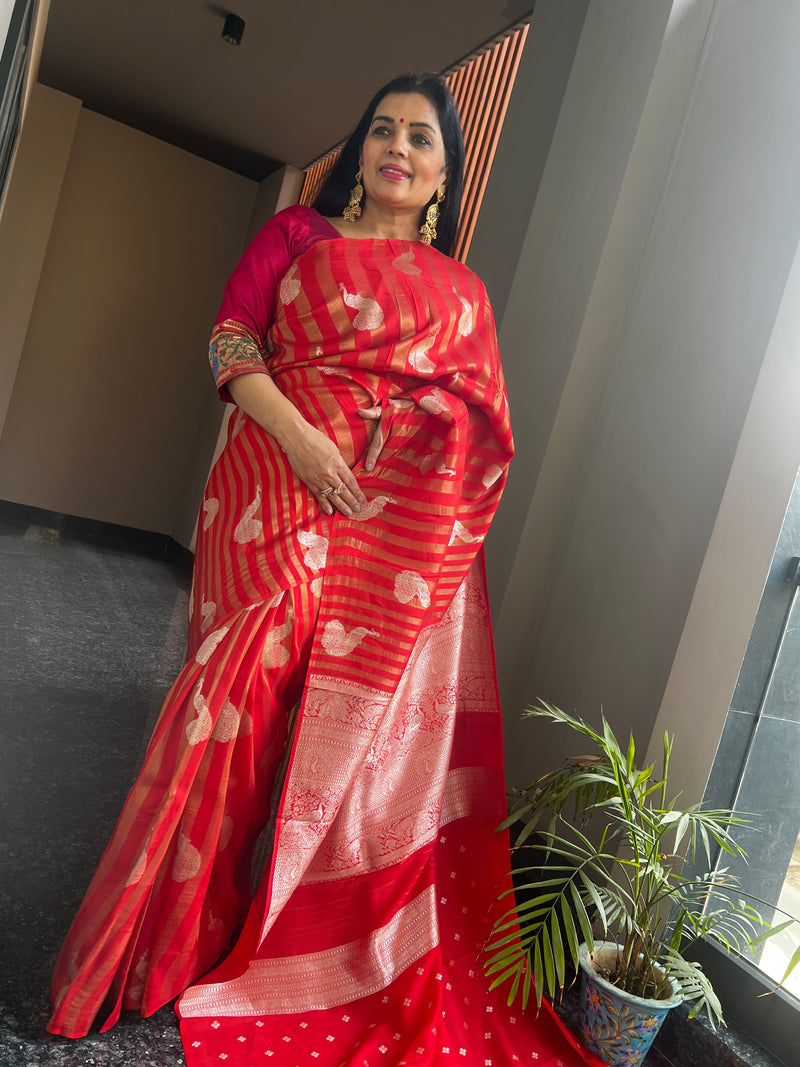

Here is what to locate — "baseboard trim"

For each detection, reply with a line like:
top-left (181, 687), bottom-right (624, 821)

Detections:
top-left (0, 499), bottom-right (195, 577)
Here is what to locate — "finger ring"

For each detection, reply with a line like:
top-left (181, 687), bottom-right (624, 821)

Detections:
top-left (332, 481), bottom-right (345, 496)
top-left (319, 485), bottom-right (336, 498)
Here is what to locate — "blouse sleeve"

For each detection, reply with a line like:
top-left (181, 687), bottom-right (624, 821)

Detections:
top-left (209, 208), bottom-right (301, 403)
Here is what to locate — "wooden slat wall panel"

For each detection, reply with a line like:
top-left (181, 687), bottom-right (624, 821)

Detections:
top-left (299, 151), bottom-right (339, 210)
top-left (299, 22), bottom-right (529, 263)
top-left (449, 26), bottom-right (528, 261)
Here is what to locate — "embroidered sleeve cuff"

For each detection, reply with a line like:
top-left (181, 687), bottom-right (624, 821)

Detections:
top-left (209, 320), bottom-right (269, 402)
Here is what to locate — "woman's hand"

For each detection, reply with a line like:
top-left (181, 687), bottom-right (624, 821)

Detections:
top-left (358, 405), bottom-right (384, 471)
top-left (226, 372), bottom-right (365, 517)
top-left (279, 420), bottom-right (365, 517)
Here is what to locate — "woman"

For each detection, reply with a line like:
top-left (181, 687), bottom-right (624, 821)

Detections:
top-left (48, 74), bottom-right (599, 1067)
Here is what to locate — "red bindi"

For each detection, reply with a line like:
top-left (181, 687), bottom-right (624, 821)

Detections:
top-left (399, 118), bottom-right (404, 123)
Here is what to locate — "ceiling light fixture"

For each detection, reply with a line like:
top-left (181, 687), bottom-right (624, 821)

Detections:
top-left (222, 14), bottom-right (245, 46)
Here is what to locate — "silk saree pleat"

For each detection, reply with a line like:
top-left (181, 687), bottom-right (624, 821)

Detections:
top-left (48, 588), bottom-right (319, 1037)
top-left (178, 561), bottom-right (600, 1067)
top-left (49, 238), bottom-right (599, 1065)
top-left (176, 242), bottom-right (598, 1064)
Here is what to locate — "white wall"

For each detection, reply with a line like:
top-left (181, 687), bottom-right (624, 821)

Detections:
top-left (481, 0), bottom-right (800, 800)
top-left (467, 0), bottom-right (588, 327)
top-left (486, 0), bottom-right (675, 646)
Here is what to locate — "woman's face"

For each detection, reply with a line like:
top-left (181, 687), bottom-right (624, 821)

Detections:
top-left (359, 92), bottom-right (448, 216)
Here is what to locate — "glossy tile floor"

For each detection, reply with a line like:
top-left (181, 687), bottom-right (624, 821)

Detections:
top-left (0, 513), bottom-right (781, 1067)
top-left (0, 515), bottom-right (189, 1065)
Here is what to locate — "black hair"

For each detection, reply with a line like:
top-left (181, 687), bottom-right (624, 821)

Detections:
top-left (313, 73), bottom-right (465, 257)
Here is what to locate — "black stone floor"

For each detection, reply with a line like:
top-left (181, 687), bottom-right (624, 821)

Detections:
top-left (0, 513), bottom-right (189, 1066)
top-left (0, 508), bottom-right (786, 1066)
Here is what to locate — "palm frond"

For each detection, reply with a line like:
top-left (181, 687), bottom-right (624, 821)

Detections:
top-left (485, 701), bottom-right (800, 1023)
top-left (661, 949), bottom-right (724, 1029)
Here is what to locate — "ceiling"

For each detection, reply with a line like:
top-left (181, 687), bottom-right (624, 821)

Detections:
top-left (37, 0), bottom-right (534, 181)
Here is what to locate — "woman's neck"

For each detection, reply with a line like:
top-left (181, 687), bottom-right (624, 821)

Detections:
top-left (326, 202), bottom-right (422, 242)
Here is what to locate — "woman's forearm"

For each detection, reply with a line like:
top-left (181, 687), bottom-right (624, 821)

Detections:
top-left (226, 372), bottom-right (310, 450)
top-left (226, 371), bottom-right (365, 515)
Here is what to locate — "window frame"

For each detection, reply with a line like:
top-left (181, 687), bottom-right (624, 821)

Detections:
top-left (688, 939), bottom-right (797, 1066)
top-left (0, 0), bottom-right (36, 203)
top-left (687, 472), bottom-right (800, 1066)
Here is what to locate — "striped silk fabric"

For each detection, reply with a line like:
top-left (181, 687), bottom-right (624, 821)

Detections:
top-left (49, 213), bottom-right (600, 1067)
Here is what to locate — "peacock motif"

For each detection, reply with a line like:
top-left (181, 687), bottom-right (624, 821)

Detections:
top-left (321, 619), bottom-right (379, 656)
top-left (339, 284), bottom-right (384, 331)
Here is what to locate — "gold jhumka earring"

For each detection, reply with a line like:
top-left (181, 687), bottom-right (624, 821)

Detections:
top-left (419, 187), bottom-right (445, 245)
top-left (342, 169), bottom-right (364, 222)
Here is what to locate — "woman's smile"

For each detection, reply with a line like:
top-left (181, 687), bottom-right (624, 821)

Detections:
top-left (379, 164), bottom-right (410, 181)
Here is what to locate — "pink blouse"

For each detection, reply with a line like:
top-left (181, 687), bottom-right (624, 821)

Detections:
top-left (210, 206), bottom-right (342, 402)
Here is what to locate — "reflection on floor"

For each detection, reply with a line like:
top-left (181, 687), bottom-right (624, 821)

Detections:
top-left (0, 515), bottom-right (189, 1066)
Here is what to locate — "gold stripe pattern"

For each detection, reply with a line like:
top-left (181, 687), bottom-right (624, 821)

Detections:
top-left (178, 885), bottom-right (438, 1016)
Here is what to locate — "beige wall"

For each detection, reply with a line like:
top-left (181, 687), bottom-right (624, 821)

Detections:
top-left (0, 84), bottom-right (79, 435)
top-left (0, 96), bottom-right (257, 541)
top-left (247, 164), bottom-right (304, 241)
top-left (178, 164), bottom-right (305, 551)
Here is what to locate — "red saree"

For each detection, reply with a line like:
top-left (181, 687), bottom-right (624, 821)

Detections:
top-left (48, 208), bottom-right (600, 1067)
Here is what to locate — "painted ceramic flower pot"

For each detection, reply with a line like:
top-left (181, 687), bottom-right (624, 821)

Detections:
top-left (577, 943), bottom-right (682, 1067)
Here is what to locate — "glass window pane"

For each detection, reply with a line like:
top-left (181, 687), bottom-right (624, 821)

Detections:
top-left (701, 469), bottom-right (800, 1004)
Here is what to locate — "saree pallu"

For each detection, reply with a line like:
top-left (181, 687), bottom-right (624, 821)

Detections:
top-left (49, 237), bottom-right (598, 1066)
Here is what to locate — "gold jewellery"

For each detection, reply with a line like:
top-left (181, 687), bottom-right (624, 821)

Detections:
top-left (320, 481), bottom-right (345, 498)
top-left (419, 187), bottom-right (445, 245)
top-left (343, 169), bottom-right (445, 243)
top-left (342, 169), bottom-right (363, 222)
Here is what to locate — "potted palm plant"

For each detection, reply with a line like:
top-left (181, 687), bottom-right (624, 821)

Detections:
top-left (484, 701), bottom-right (798, 1067)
